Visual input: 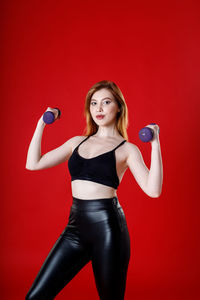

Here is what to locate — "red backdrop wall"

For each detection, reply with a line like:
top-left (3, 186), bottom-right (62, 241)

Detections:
top-left (1, 0), bottom-right (200, 299)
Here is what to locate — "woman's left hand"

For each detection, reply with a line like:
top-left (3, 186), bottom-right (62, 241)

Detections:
top-left (145, 124), bottom-right (160, 143)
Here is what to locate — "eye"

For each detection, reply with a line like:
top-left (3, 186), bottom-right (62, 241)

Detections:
top-left (103, 100), bottom-right (111, 105)
top-left (90, 100), bottom-right (111, 106)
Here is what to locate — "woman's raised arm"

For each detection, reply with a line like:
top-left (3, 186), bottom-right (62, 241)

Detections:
top-left (25, 108), bottom-right (75, 171)
top-left (126, 124), bottom-right (163, 198)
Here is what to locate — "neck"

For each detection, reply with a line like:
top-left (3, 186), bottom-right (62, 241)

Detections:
top-left (94, 124), bottom-right (121, 138)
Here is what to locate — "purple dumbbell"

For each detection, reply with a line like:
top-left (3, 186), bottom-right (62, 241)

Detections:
top-left (139, 123), bottom-right (160, 142)
top-left (43, 108), bottom-right (61, 124)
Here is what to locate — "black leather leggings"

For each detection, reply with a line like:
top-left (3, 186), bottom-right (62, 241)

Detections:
top-left (25, 196), bottom-right (131, 300)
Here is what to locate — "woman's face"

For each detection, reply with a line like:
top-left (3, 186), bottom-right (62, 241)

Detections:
top-left (89, 88), bottom-right (120, 126)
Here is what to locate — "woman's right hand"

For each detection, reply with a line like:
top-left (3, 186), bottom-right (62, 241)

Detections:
top-left (38, 107), bottom-right (59, 125)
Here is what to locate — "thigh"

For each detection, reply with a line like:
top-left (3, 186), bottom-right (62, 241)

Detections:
top-left (91, 208), bottom-right (131, 300)
top-left (26, 225), bottom-right (91, 300)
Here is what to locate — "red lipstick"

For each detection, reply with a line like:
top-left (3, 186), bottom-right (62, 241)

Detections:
top-left (96, 115), bottom-right (105, 120)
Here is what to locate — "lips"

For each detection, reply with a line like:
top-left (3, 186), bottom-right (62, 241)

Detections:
top-left (96, 115), bottom-right (105, 119)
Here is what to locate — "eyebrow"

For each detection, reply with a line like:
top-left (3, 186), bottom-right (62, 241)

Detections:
top-left (90, 97), bottom-right (113, 101)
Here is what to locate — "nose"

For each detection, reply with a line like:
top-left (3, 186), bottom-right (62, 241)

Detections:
top-left (96, 103), bottom-right (103, 112)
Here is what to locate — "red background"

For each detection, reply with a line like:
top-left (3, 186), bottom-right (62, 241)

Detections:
top-left (1, 0), bottom-right (200, 299)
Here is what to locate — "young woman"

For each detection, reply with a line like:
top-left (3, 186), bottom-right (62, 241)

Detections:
top-left (25, 80), bottom-right (163, 300)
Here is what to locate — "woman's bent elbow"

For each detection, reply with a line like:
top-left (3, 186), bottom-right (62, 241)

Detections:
top-left (25, 164), bottom-right (36, 170)
top-left (149, 191), bottom-right (162, 198)
top-left (146, 190), bottom-right (161, 198)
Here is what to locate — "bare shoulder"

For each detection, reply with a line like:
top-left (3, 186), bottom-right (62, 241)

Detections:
top-left (125, 141), bottom-right (140, 151)
top-left (124, 141), bottom-right (142, 161)
top-left (68, 135), bottom-right (87, 149)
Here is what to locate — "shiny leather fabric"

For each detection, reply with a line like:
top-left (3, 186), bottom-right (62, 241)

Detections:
top-left (25, 197), bottom-right (131, 300)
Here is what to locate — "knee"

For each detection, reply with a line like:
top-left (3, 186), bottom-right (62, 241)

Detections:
top-left (25, 292), bottom-right (32, 300)
top-left (25, 288), bottom-right (52, 300)
top-left (25, 290), bottom-right (42, 300)
top-left (25, 291), bottom-right (35, 300)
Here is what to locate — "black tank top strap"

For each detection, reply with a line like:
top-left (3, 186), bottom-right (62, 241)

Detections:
top-left (113, 140), bottom-right (126, 151)
top-left (76, 135), bottom-right (90, 149)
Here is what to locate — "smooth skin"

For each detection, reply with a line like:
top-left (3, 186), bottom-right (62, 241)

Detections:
top-left (26, 88), bottom-right (163, 199)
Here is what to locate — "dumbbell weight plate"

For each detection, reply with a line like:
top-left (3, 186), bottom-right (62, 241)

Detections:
top-left (43, 111), bottom-right (55, 124)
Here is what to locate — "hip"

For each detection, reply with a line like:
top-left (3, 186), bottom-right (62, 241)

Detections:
top-left (68, 196), bottom-right (128, 233)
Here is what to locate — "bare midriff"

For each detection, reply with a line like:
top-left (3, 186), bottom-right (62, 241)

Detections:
top-left (71, 180), bottom-right (117, 200)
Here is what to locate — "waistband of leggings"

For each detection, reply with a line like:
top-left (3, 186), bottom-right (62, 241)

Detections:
top-left (71, 196), bottom-right (121, 211)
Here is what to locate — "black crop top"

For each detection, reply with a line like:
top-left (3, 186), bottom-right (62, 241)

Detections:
top-left (68, 135), bottom-right (126, 189)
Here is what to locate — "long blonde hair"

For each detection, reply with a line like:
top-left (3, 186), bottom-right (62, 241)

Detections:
top-left (82, 80), bottom-right (129, 141)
